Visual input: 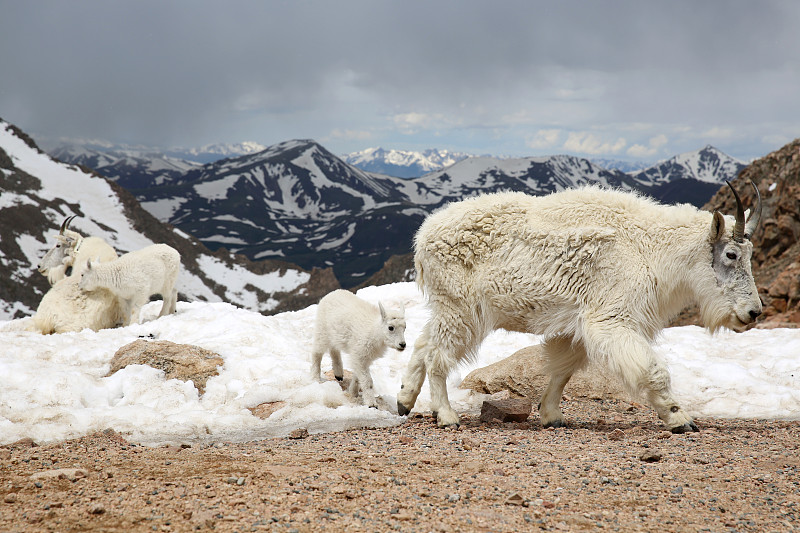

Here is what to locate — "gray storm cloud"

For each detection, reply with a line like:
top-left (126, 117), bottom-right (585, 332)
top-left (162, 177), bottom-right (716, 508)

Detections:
top-left (1, 0), bottom-right (798, 159)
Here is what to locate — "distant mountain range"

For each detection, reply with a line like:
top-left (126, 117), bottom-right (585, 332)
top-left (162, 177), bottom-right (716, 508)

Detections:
top-left (0, 121), bottom-right (337, 321)
top-left (341, 147), bottom-right (473, 178)
top-left (45, 137), bottom-right (745, 288)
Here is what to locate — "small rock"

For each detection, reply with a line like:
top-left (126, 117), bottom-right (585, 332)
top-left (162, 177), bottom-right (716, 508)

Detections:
top-left (398, 436), bottom-right (414, 445)
top-left (640, 450), bottom-right (662, 463)
top-left (289, 428), bottom-right (309, 440)
top-left (505, 493), bottom-right (525, 506)
top-left (3, 493), bottom-right (17, 504)
top-left (608, 428), bottom-right (625, 441)
top-left (480, 398), bottom-right (532, 423)
top-left (89, 505), bottom-right (105, 515)
top-left (461, 437), bottom-right (478, 450)
top-left (30, 468), bottom-right (88, 482)
top-left (657, 431), bottom-right (673, 440)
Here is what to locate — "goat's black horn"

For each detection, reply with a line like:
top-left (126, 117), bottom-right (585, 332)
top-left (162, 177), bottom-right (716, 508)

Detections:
top-left (726, 181), bottom-right (745, 242)
top-left (744, 180), bottom-right (762, 239)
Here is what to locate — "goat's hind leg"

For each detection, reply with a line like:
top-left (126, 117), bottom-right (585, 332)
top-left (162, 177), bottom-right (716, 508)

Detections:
top-left (538, 336), bottom-right (588, 428)
top-left (329, 348), bottom-right (344, 381)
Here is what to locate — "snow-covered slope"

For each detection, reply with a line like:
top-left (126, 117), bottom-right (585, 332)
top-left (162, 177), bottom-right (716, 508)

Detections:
top-left (0, 120), bottom-right (336, 320)
top-left (343, 147), bottom-right (472, 178)
top-left (1, 282), bottom-right (797, 445)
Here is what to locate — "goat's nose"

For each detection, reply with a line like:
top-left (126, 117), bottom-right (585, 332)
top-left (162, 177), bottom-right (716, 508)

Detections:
top-left (399, 342), bottom-right (406, 349)
top-left (749, 309), bottom-right (761, 320)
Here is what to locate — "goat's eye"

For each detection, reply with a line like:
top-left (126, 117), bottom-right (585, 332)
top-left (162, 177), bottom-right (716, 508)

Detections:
top-left (388, 326), bottom-right (394, 331)
top-left (726, 251), bottom-right (737, 260)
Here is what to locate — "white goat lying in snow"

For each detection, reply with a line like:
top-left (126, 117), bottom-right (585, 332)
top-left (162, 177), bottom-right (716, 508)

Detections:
top-left (37, 215), bottom-right (118, 285)
top-left (311, 289), bottom-right (406, 408)
top-left (31, 276), bottom-right (126, 334)
top-left (78, 243), bottom-right (181, 326)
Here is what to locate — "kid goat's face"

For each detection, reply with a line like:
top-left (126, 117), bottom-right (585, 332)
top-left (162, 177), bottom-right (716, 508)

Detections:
top-left (385, 317), bottom-right (407, 351)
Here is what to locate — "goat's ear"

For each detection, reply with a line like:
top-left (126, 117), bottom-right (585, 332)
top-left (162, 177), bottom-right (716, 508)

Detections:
top-left (85, 259), bottom-right (92, 270)
top-left (378, 301), bottom-right (387, 320)
top-left (710, 211), bottom-right (726, 242)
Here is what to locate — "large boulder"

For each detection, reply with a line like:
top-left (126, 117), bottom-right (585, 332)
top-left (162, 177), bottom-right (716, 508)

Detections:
top-left (107, 339), bottom-right (224, 394)
top-left (459, 345), bottom-right (629, 401)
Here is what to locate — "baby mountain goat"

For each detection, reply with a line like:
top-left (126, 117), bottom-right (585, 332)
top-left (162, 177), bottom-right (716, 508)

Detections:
top-left (311, 289), bottom-right (407, 408)
top-left (78, 243), bottom-right (180, 326)
top-left (397, 182), bottom-right (762, 433)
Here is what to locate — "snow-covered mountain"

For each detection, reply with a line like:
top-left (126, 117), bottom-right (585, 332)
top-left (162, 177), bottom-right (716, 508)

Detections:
top-left (0, 120), bottom-right (337, 321)
top-left (342, 147), bottom-right (472, 178)
top-left (49, 144), bottom-right (199, 189)
top-left (134, 140), bottom-right (424, 286)
top-left (164, 141), bottom-right (267, 164)
top-left (632, 145), bottom-right (746, 207)
top-left (634, 145), bottom-right (745, 184)
top-left (590, 157), bottom-right (650, 173)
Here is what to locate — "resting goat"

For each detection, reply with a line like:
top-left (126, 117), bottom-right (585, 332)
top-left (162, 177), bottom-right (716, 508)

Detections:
top-left (78, 243), bottom-right (181, 326)
top-left (31, 275), bottom-right (126, 334)
top-left (38, 215), bottom-right (118, 285)
top-left (397, 182), bottom-right (762, 433)
top-left (311, 289), bottom-right (407, 408)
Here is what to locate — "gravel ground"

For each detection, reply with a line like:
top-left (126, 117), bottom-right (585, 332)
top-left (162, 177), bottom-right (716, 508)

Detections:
top-left (2, 395), bottom-right (799, 533)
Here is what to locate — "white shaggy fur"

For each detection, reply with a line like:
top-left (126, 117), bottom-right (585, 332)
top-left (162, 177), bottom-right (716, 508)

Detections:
top-left (397, 186), bottom-right (762, 432)
top-left (38, 225), bottom-right (118, 285)
top-left (30, 275), bottom-right (126, 334)
top-left (78, 243), bottom-right (180, 326)
top-left (311, 289), bottom-right (407, 408)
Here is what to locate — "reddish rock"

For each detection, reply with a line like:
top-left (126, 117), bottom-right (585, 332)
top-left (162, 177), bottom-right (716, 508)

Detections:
top-left (479, 398), bottom-right (532, 423)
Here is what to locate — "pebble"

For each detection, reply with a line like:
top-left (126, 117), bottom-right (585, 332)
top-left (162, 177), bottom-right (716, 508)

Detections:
top-left (505, 493), bottom-right (525, 506)
top-left (289, 428), bottom-right (309, 440)
top-left (640, 450), bottom-right (663, 462)
top-left (608, 429), bottom-right (625, 441)
top-left (3, 493), bottom-right (17, 504)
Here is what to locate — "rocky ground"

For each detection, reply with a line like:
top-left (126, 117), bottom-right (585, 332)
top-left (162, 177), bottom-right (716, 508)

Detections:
top-left (2, 395), bottom-right (798, 533)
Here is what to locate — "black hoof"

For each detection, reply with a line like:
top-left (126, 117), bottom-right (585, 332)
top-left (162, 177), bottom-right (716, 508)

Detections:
top-left (335, 375), bottom-right (343, 382)
top-left (397, 401), bottom-right (410, 417)
top-left (671, 421), bottom-right (700, 434)
top-left (542, 420), bottom-right (566, 429)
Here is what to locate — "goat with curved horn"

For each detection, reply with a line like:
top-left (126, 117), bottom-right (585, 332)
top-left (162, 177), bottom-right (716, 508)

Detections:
top-left (59, 215), bottom-right (78, 235)
top-left (725, 180), bottom-right (762, 242)
top-left (744, 180), bottom-right (762, 239)
top-left (726, 181), bottom-right (746, 242)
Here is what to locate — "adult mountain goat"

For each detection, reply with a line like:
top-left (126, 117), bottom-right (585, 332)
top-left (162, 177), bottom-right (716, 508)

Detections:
top-left (38, 215), bottom-right (118, 285)
top-left (78, 243), bottom-right (181, 325)
top-left (397, 182), bottom-right (762, 433)
top-left (31, 275), bottom-right (126, 334)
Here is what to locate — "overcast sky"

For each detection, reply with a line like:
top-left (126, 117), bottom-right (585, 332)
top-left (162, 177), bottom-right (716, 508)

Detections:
top-left (1, 1), bottom-right (798, 161)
